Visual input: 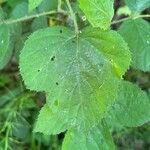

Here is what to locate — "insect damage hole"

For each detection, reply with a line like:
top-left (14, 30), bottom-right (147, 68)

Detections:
top-left (56, 82), bottom-right (59, 85)
top-left (59, 29), bottom-right (63, 33)
top-left (51, 56), bottom-right (55, 61)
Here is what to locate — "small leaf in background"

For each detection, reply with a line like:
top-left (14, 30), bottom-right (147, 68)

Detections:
top-left (79, 0), bottom-right (114, 29)
top-left (62, 121), bottom-right (115, 150)
top-left (29, 0), bottom-right (44, 11)
top-left (0, 25), bottom-right (12, 70)
top-left (107, 81), bottom-right (150, 127)
top-left (118, 19), bottom-right (150, 71)
top-left (12, 115), bottom-right (30, 140)
top-left (7, 0), bottom-right (21, 8)
top-left (10, 1), bottom-right (29, 19)
top-left (125, 0), bottom-right (150, 12)
top-left (31, 16), bottom-right (48, 31)
top-left (117, 6), bottom-right (131, 16)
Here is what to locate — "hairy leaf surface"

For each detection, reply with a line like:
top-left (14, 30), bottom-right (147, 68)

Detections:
top-left (119, 19), bottom-right (150, 71)
top-left (79, 0), bottom-right (114, 29)
top-left (20, 26), bottom-right (130, 132)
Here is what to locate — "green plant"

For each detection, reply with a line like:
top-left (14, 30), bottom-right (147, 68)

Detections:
top-left (0, 0), bottom-right (150, 149)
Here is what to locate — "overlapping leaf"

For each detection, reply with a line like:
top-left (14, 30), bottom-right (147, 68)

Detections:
top-left (119, 19), bottom-right (150, 71)
top-left (79, 0), bottom-right (114, 29)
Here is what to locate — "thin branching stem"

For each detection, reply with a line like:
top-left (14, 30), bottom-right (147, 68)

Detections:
top-left (111, 14), bottom-right (150, 25)
top-left (0, 10), bottom-right (68, 25)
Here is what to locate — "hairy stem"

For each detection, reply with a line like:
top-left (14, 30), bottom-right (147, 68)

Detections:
top-left (0, 10), bottom-right (67, 25)
top-left (111, 14), bottom-right (150, 25)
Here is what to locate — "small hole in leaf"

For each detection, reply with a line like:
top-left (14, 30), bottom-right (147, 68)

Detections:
top-left (60, 29), bottom-right (63, 33)
top-left (56, 82), bottom-right (59, 85)
top-left (38, 69), bottom-right (40, 72)
top-left (51, 56), bottom-right (55, 61)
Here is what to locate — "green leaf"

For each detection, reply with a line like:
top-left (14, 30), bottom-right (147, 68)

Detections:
top-left (62, 121), bottom-right (115, 150)
top-left (34, 104), bottom-right (70, 134)
top-left (125, 0), bottom-right (150, 12)
top-left (31, 17), bottom-right (48, 32)
top-left (29, 0), bottom-right (44, 11)
top-left (79, 0), bottom-right (114, 29)
top-left (10, 1), bottom-right (29, 19)
top-left (118, 19), bottom-right (150, 71)
top-left (82, 27), bottom-right (131, 77)
top-left (38, 0), bottom-right (58, 12)
top-left (7, 0), bottom-right (21, 8)
top-left (20, 26), bottom-right (130, 132)
top-left (0, 25), bottom-right (12, 70)
top-left (107, 81), bottom-right (150, 127)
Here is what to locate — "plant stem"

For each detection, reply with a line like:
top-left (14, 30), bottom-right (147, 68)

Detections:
top-left (65, 0), bottom-right (79, 34)
top-left (111, 14), bottom-right (150, 25)
top-left (0, 10), bottom-right (67, 25)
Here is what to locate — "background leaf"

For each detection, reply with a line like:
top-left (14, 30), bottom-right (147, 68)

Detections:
top-left (79, 0), bottom-right (114, 29)
top-left (0, 25), bottom-right (12, 70)
top-left (107, 81), bottom-right (150, 127)
top-left (20, 26), bottom-right (130, 133)
top-left (29, 0), bottom-right (44, 11)
top-left (118, 19), bottom-right (150, 71)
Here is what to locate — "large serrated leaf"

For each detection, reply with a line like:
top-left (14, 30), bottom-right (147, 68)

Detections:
top-left (20, 26), bottom-right (131, 133)
top-left (34, 104), bottom-right (70, 134)
top-left (125, 0), bottom-right (150, 12)
top-left (107, 81), bottom-right (150, 127)
top-left (62, 120), bottom-right (115, 150)
top-left (79, 0), bottom-right (114, 29)
top-left (118, 19), bottom-right (150, 71)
